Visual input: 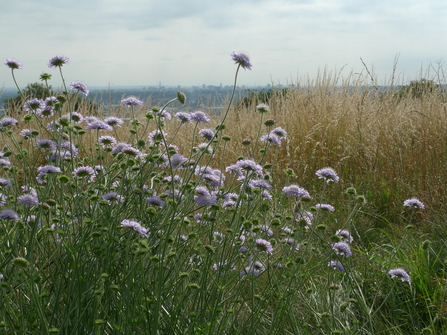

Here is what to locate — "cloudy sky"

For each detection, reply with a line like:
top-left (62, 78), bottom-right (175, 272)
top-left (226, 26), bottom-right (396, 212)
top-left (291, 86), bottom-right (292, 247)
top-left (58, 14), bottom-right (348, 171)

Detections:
top-left (2, 0), bottom-right (447, 89)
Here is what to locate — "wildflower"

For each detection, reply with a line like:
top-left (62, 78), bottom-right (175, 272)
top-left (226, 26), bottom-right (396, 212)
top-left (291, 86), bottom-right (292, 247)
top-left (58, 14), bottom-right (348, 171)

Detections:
top-left (146, 196), bottom-right (164, 208)
top-left (102, 192), bottom-right (125, 204)
top-left (148, 129), bottom-right (167, 145)
top-left (48, 55), bottom-right (70, 68)
top-left (169, 153), bottom-right (187, 169)
top-left (213, 231), bottom-right (224, 243)
top-left (222, 193), bottom-right (238, 208)
top-left (231, 52), bottom-right (252, 70)
top-left (404, 197), bottom-right (425, 209)
top-left (190, 111), bottom-right (210, 123)
top-left (335, 229), bottom-right (353, 243)
top-left (0, 155), bottom-right (11, 166)
top-left (17, 193), bottom-right (39, 206)
top-left (98, 135), bottom-right (117, 147)
top-left (229, 159), bottom-right (263, 176)
top-left (37, 165), bottom-right (61, 184)
top-left (67, 111), bottom-right (84, 123)
top-left (197, 142), bottom-right (213, 154)
top-left (255, 238), bottom-right (273, 254)
top-left (260, 133), bottom-right (282, 146)
top-left (328, 260), bottom-right (345, 272)
top-left (177, 91), bottom-right (186, 104)
top-left (72, 166), bottom-right (96, 183)
top-left (121, 219), bottom-right (149, 238)
top-left (0, 178), bottom-right (13, 188)
top-left (111, 142), bottom-right (130, 155)
top-left (0, 117), bottom-right (18, 128)
top-left (121, 96), bottom-right (143, 106)
top-left (174, 112), bottom-right (192, 124)
top-left (332, 242), bottom-right (352, 257)
top-left (315, 204), bottom-right (335, 212)
top-left (40, 106), bottom-right (54, 117)
top-left (84, 116), bottom-right (100, 123)
top-left (69, 81), bottom-right (89, 96)
top-left (259, 225), bottom-right (274, 236)
top-left (45, 96), bottom-right (58, 107)
top-left (194, 186), bottom-right (217, 206)
top-left (198, 128), bottom-right (216, 142)
top-left (0, 209), bottom-right (20, 221)
top-left (240, 261), bottom-right (265, 277)
top-left (242, 138), bottom-right (252, 146)
top-left (104, 117), bottom-right (124, 128)
top-left (0, 193), bottom-right (6, 206)
top-left (256, 103), bottom-right (270, 113)
top-left (122, 146), bottom-right (142, 157)
top-left (316, 167), bottom-right (339, 183)
top-left (283, 237), bottom-right (300, 250)
top-left (36, 139), bottom-right (57, 150)
top-left (262, 190), bottom-right (272, 200)
top-left (4, 58), bottom-right (23, 70)
top-left (389, 268), bottom-right (411, 282)
top-left (282, 184), bottom-right (310, 198)
top-left (85, 121), bottom-right (113, 131)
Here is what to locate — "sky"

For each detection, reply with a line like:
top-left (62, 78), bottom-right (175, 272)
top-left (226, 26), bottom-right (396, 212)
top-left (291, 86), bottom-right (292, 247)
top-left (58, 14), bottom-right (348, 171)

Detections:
top-left (2, 0), bottom-right (447, 89)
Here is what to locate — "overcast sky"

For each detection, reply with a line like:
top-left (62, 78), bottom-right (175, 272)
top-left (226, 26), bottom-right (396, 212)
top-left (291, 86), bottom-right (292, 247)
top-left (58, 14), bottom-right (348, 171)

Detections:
top-left (2, 0), bottom-right (447, 89)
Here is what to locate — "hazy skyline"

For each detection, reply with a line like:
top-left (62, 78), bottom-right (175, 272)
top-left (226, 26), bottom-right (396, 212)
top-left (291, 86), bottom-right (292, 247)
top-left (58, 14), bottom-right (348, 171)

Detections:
top-left (2, 0), bottom-right (447, 89)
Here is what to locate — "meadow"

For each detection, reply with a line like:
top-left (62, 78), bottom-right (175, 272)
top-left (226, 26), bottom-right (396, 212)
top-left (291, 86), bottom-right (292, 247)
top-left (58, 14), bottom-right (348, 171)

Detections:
top-left (0, 54), bottom-right (446, 334)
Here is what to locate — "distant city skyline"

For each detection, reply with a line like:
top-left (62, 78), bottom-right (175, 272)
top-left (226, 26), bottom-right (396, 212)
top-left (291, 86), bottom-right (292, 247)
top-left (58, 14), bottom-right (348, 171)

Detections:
top-left (2, 0), bottom-right (447, 89)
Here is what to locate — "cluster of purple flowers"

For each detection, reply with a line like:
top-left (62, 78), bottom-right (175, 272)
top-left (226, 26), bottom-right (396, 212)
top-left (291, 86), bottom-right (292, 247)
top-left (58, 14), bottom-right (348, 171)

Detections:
top-left (121, 219), bottom-right (149, 238)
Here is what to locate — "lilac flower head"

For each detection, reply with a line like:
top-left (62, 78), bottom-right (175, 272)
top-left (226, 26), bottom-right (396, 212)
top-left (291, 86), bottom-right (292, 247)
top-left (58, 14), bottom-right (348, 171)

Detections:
top-left (48, 55), bottom-right (70, 68)
top-left (121, 219), bottom-right (149, 238)
top-left (198, 128), bottom-right (216, 142)
top-left (24, 98), bottom-right (45, 114)
top-left (148, 129), bottom-right (167, 145)
top-left (169, 153), bottom-right (187, 169)
top-left (282, 184), bottom-right (310, 198)
top-left (271, 127), bottom-right (287, 139)
top-left (255, 238), bottom-right (273, 254)
top-left (332, 242), bottom-right (352, 257)
top-left (111, 142), bottom-right (130, 155)
top-left (0, 193), bottom-right (6, 207)
top-left (240, 261), bottom-right (265, 277)
top-left (45, 96), bottom-right (58, 107)
top-left (388, 268), bottom-right (411, 282)
top-left (260, 133), bottom-right (282, 146)
top-left (66, 111), bottom-right (84, 123)
top-left (328, 260), bottom-right (345, 272)
top-left (69, 81), bottom-right (89, 96)
top-left (17, 193), bottom-right (39, 206)
top-left (194, 187), bottom-right (217, 206)
top-left (0, 178), bottom-right (12, 188)
top-left (85, 121), bottom-right (113, 131)
top-left (190, 111), bottom-right (210, 123)
top-left (231, 52), bottom-right (252, 70)
top-left (335, 229), bottom-right (354, 243)
top-left (0, 209), bottom-right (20, 221)
top-left (226, 159), bottom-right (263, 179)
top-left (72, 166), bottom-right (96, 183)
top-left (0, 117), bottom-right (18, 129)
top-left (315, 204), bottom-right (335, 212)
top-left (316, 167), bottom-right (339, 183)
top-left (102, 192), bottom-right (125, 204)
top-left (98, 135), bottom-right (117, 147)
top-left (174, 112), bottom-right (192, 124)
top-left (403, 197), bottom-right (425, 209)
top-left (146, 196), bottom-right (164, 208)
top-left (4, 58), bottom-right (23, 70)
top-left (40, 106), bottom-right (54, 117)
top-left (104, 117), bottom-right (124, 128)
top-left (36, 139), bottom-right (57, 150)
top-left (36, 165), bottom-right (61, 184)
top-left (121, 96), bottom-right (143, 106)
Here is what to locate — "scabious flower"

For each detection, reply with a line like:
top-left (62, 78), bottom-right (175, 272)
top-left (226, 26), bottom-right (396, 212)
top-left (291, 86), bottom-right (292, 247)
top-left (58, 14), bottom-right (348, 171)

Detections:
top-left (198, 128), bottom-right (216, 142)
top-left (0, 193), bottom-right (7, 207)
top-left (40, 106), bottom-right (54, 117)
top-left (328, 260), bottom-right (345, 272)
top-left (255, 238), bottom-right (273, 254)
top-left (240, 261), bottom-right (265, 277)
top-left (98, 135), bottom-right (117, 147)
top-left (332, 242), bottom-right (352, 257)
top-left (0, 178), bottom-right (13, 188)
top-left (226, 159), bottom-right (263, 179)
top-left (271, 127), bottom-right (287, 138)
top-left (102, 192), bottom-right (125, 204)
top-left (194, 186), bottom-right (217, 206)
top-left (222, 193), bottom-right (239, 208)
top-left (190, 111), bottom-right (210, 123)
top-left (121, 219), bottom-right (149, 238)
top-left (121, 96), bottom-right (143, 106)
top-left (403, 197), bottom-right (425, 209)
top-left (256, 103), bottom-right (270, 113)
top-left (4, 58), bottom-right (23, 70)
top-left (335, 229), bottom-right (354, 243)
top-left (48, 55), bottom-right (70, 68)
top-left (282, 184), bottom-right (310, 198)
top-left (316, 167), bottom-right (339, 183)
top-left (66, 111), bottom-right (84, 123)
top-left (148, 129), bottom-right (167, 145)
top-left (146, 196), bottom-right (164, 208)
top-left (36, 139), bottom-right (57, 150)
top-left (0, 117), bottom-right (18, 128)
top-left (388, 268), bottom-right (411, 282)
top-left (72, 166), bottom-right (96, 183)
top-left (85, 121), bottom-right (113, 131)
top-left (104, 117), bottom-right (124, 128)
top-left (174, 112), bottom-right (192, 124)
top-left (231, 52), bottom-right (252, 70)
top-left (315, 204), bottom-right (335, 212)
top-left (69, 81), bottom-right (89, 96)
top-left (0, 209), bottom-right (20, 221)
top-left (37, 165), bottom-right (61, 184)
top-left (169, 153), bottom-right (187, 169)
top-left (17, 193), bottom-right (39, 206)
top-left (260, 133), bottom-right (282, 146)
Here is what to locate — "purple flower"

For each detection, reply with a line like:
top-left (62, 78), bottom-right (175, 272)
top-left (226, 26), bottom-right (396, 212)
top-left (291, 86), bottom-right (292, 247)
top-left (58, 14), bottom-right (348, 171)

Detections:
top-left (36, 165), bottom-right (61, 184)
top-left (104, 117), bottom-right (124, 128)
top-left (121, 97), bottom-right (143, 106)
top-left (84, 116), bottom-right (100, 123)
top-left (194, 187), bottom-right (217, 206)
top-left (316, 167), bottom-right (339, 183)
top-left (4, 58), bottom-right (23, 70)
top-left (36, 139), bottom-right (57, 150)
top-left (40, 106), bottom-right (54, 117)
top-left (17, 193), bottom-right (39, 206)
top-left (121, 219), bottom-right (149, 238)
top-left (260, 133), bottom-right (282, 146)
top-left (98, 136), bottom-right (117, 147)
top-left (249, 179), bottom-right (272, 190)
top-left (198, 128), bottom-right (216, 142)
top-left (0, 193), bottom-right (7, 207)
top-left (48, 55), bottom-right (70, 68)
top-left (0, 178), bottom-right (12, 188)
top-left (226, 159), bottom-right (263, 180)
top-left (190, 111), bottom-right (210, 123)
top-left (111, 142), bottom-right (130, 154)
top-left (45, 96), bottom-right (58, 107)
top-left (388, 268), bottom-right (411, 282)
top-left (0, 117), bottom-right (18, 129)
top-left (66, 112), bottom-right (84, 123)
top-left (282, 184), bottom-right (310, 198)
top-left (328, 260), bottom-right (345, 272)
top-left (85, 121), bottom-right (113, 131)
top-left (169, 153), bottom-right (187, 169)
top-left (102, 192), bottom-right (124, 204)
top-left (73, 166), bottom-right (96, 183)
top-left (122, 146), bottom-right (142, 157)
top-left (403, 197), bottom-right (425, 209)
top-left (0, 209), bottom-right (20, 221)
top-left (231, 52), bottom-right (252, 70)
top-left (148, 129), bottom-right (167, 145)
top-left (24, 99), bottom-right (45, 114)
top-left (315, 204), bottom-right (335, 212)
top-left (20, 129), bottom-right (35, 138)
top-left (222, 193), bottom-right (238, 208)
top-left (271, 127), bottom-right (287, 139)
top-left (146, 196), bottom-right (164, 208)
top-left (255, 238), bottom-right (273, 254)
top-left (174, 112), bottom-right (192, 124)
top-left (335, 229), bottom-right (353, 243)
top-left (240, 261), bottom-right (265, 277)
top-left (332, 242), bottom-right (352, 257)
top-left (69, 81), bottom-right (89, 96)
